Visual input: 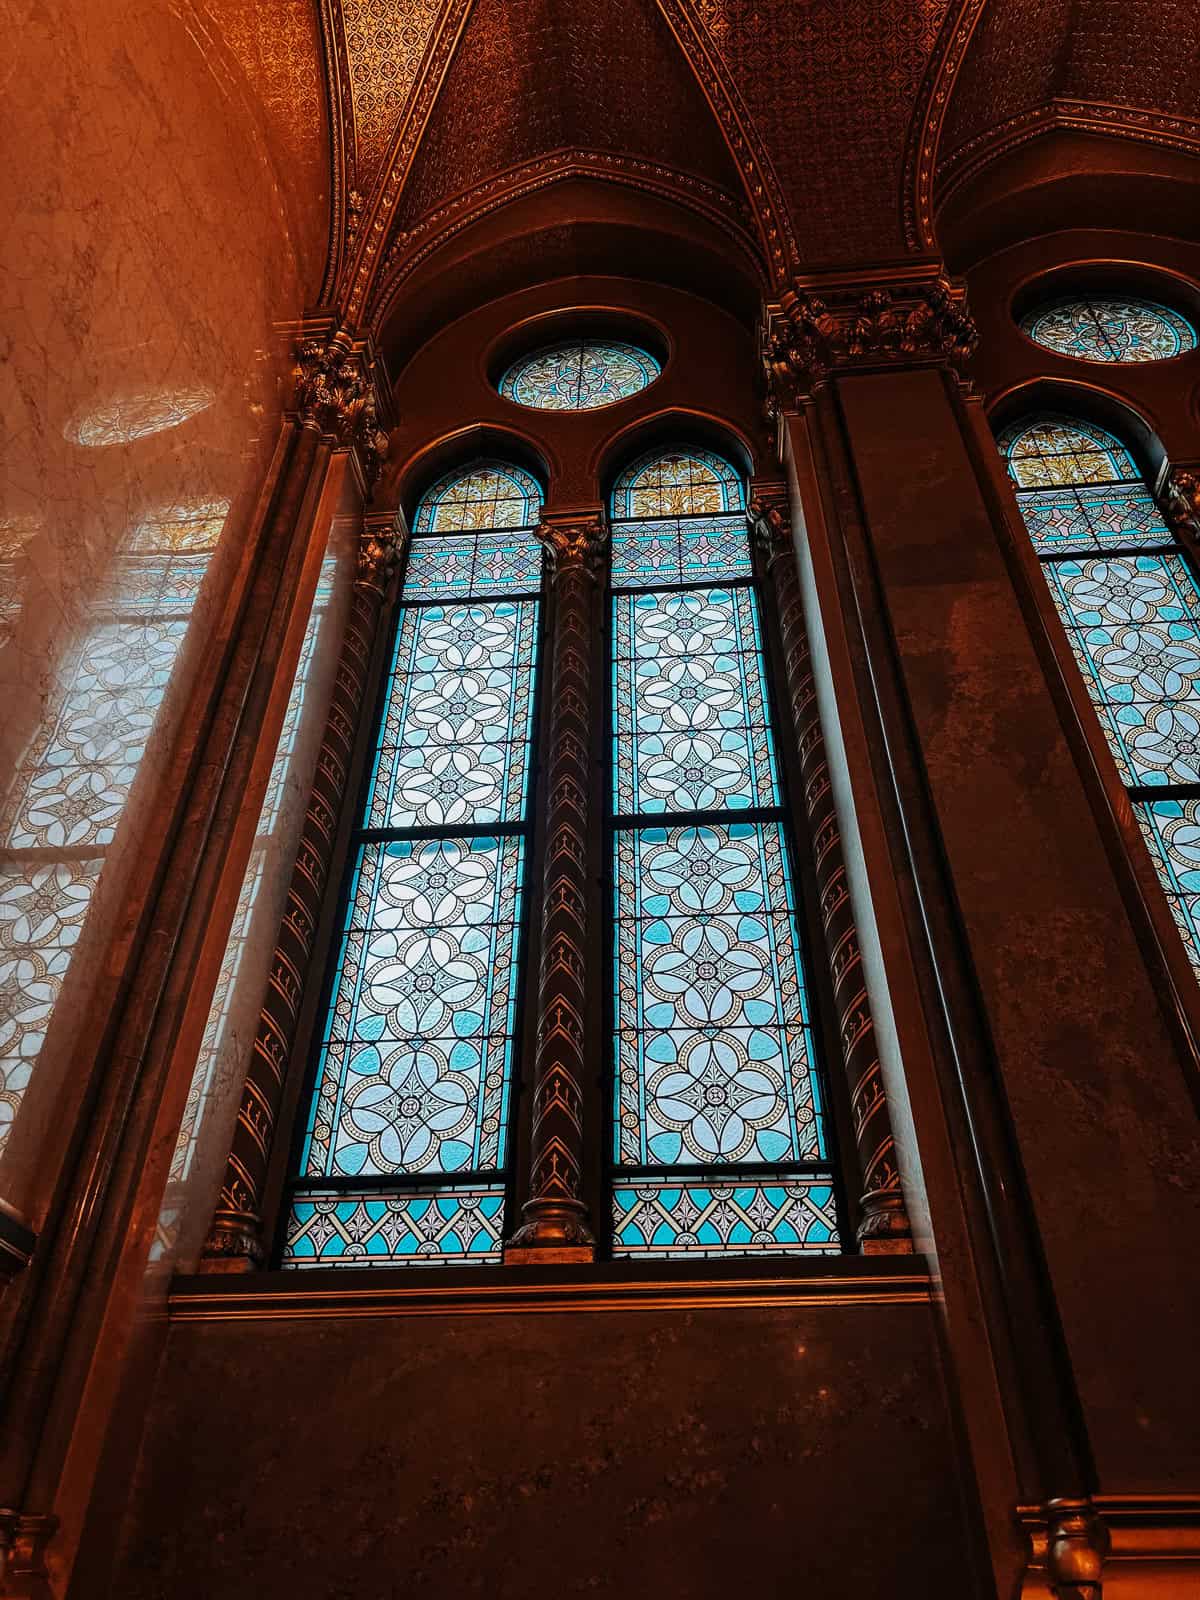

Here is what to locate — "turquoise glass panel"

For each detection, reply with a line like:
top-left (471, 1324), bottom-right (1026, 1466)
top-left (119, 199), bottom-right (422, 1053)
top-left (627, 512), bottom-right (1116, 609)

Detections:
top-left (1137, 800), bottom-right (1200, 979)
top-left (613, 821), bottom-right (823, 1168)
top-left (301, 836), bottom-right (525, 1180)
top-left (1021, 296), bottom-right (1197, 365)
top-left (1043, 554), bottom-right (1200, 786)
top-left (283, 1184), bottom-right (506, 1267)
top-left (612, 587), bottom-right (778, 815)
top-left (610, 515), bottom-right (752, 589)
top-left (611, 1176), bottom-right (839, 1258)
top-left (499, 340), bottom-right (660, 411)
top-left (366, 600), bottom-right (538, 829)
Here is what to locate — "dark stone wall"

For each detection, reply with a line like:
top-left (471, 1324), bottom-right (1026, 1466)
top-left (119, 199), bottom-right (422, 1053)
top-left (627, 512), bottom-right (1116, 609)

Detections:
top-left (109, 1297), bottom-right (981, 1599)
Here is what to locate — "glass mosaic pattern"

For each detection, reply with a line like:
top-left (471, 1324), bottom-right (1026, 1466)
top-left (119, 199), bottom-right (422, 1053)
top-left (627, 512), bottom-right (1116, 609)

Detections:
top-left (1003, 414), bottom-right (1200, 984)
top-left (0, 500), bottom-right (226, 1156)
top-left (612, 588), bottom-right (779, 815)
top-left (612, 448), bottom-right (744, 518)
top-left (612, 1176), bottom-right (839, 1258)
top-left (283, 1184), bottom-right (506, 1267)
top-left (608, 449), bottom-right (838, 1257)
top-left (286, 460), bottom-right (544, 1264)
top-left (1021, 295), bottom-right (1197, 364)
top-left (365, 601), bottom-right (538, 828)
top-left (499, 340), bottom-right (660, 411)
top-left (613, 823), bottom-right (822, 1167)
top-left (300, 838), bottom-right (525, 1179)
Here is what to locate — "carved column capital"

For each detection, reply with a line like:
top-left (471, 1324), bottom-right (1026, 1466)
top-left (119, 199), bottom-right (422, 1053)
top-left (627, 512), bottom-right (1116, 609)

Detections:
top-left (355, 515), bottom-right (402, 596)
top-left (535, 512), bottom-right (607, 580)
top-left (293, 333), bottom-right (390, 487)
top-left (1164, 466), bottom-right (1200, 539)
top-left (762, 267), bottom-right (978, 415)
top-left (749, 488), bottom-right (792, 568)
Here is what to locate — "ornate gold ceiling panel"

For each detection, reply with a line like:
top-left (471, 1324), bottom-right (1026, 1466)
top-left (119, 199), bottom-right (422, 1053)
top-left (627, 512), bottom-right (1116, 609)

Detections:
top-left (339, 0), bottom-right (443, 186)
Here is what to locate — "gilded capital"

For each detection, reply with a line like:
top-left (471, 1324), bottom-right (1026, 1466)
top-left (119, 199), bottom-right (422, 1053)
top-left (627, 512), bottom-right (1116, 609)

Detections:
top-left (355, 519), bottom-right (401, 595)
top-left (762, 269), bottom-right (978, 413)
top-left (536, 514), bottom-right (607, 579)
top-left (1164, 467), bottom-right (1200, 539)
top-left (749, 487), bottom-right (792, 567)
top-left (294, 335), bottom-right (390, 481)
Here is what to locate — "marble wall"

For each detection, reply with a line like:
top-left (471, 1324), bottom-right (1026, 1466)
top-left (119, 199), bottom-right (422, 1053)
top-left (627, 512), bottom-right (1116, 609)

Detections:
top-left (0, 0), bottom-right (330, 1231)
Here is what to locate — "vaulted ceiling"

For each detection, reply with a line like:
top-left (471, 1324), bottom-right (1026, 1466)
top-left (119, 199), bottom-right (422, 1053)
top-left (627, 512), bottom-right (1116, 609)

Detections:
top-left (211, 0), bottom-right (1200, 331)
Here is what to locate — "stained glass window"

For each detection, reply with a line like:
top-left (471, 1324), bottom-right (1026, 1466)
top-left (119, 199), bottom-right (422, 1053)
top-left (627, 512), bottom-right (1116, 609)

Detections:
top-left (283, 461), bottom-right (544, 1268)
top-left (499, 340), bottom-right (661, 411)
top-left (608, 448), bottom-right (841, 1259)
top-left (1000, 415), bottom-right (1200, 980)
top-left (1021, 295), bottom-right (1197, 364)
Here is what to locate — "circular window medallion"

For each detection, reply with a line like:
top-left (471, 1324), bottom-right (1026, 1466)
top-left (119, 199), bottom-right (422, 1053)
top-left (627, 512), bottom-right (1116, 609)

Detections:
top-left (499, 339), bottom-right (661, 411)
top-left (1020, 294), bottom-right (1197, 364)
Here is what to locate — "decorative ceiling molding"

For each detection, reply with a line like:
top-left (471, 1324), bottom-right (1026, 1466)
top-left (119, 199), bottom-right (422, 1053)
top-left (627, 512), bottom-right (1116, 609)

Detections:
top-left (653, 0), bottom-right (800, 284)
top-left (336, 0), bottom-right (474, 326)
top-left (316, 0), bottom-right (357, 306)
top-left (903, 0), bottom-right (991, 251)
top-left (368, 148), bottom-right (764, 341)
top-left (936, 97), bottom-right (1200, 211)
top-left (340, 0), bottom-right (442, 184)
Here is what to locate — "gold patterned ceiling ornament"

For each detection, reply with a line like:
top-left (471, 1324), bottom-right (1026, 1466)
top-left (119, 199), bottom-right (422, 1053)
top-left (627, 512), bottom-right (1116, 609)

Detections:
top-left (338, 0), bottom-right (443, 185)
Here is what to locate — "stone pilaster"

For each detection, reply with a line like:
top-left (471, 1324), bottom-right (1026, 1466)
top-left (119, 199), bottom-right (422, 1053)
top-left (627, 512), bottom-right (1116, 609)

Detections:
top-left (505, 514), bottom-right (605, 1261)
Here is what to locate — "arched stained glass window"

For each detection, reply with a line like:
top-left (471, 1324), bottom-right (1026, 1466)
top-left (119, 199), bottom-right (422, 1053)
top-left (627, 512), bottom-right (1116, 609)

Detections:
top-left (499, 340), bottom-right (660, 411)
top-left (1000, 414), bottom-right (1200, 979)
top-left (607, 447), bottom-right (841, 1258)
top-left (282, 460), bottom-right (544, 1267)
top-left (1021, 295), bottom-right (1197, 364)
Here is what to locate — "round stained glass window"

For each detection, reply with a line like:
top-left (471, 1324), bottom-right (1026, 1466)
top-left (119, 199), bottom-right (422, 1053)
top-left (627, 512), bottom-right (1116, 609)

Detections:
top-left (1021, 294), bottom-right (1197, 364)
top-left (499, 340), bottom-right (661, 411)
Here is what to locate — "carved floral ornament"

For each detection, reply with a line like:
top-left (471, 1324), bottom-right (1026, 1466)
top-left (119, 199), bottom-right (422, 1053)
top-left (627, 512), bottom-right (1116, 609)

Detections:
top-left (535, 515), bottom-right (609, 578)
top-left (761, 273), bottom-right (979, 414)
top-left (1164, 467), bottom-right (1200, 540)
top-left (293, 335), bottom-right (391, 484)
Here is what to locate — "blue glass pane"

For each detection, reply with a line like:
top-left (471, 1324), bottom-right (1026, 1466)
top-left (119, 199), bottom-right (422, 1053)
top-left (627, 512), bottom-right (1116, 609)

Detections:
top-left (367, 601), bottom-right (538, 829)
top-left (613, 821), bottom-right (823, 1168)
top-left (402, 533), bottom-right (542, 601)
top-left (283, 1184), bottom-right (506, 1267)
top-left (1021, 297), bottom-right (1197, 365)
top-left (414, 461), bottom-right (542, 533)
top-left (612, 1176), bottom-right (839, 1258)
top-left (612, 588), bottom-right (778, 815)
top-left (301, 836), bottom-right (525, 1179)
top-left (610, 515), bottom-right (751, 589)
top-left (1136, 800), bottom-right (1200, 979)
top-left (612, 448), bottom-right (744, 518)
top-left (1017, 484), bottom-right (1169, 554)
top-left (998, 416), bottom-right (1139, 489)
top-left (1043, 554), bottom-right (1200, 786)
top-left (499, 341), bottom-right (660, 411)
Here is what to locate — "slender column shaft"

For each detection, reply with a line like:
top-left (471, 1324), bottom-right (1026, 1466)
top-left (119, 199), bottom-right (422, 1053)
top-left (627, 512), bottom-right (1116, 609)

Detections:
top-left (752, 492), bottom-right (913, 1253)
top-left (201, 521), bottom-right (398, 1268)
top-left (506, 516), bottom-right (603, 1259)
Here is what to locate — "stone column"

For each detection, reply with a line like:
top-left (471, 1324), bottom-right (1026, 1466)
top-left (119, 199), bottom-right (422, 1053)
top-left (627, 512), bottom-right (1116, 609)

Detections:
top-left (201, 516), bottom-right (399, 1269)
top-left (505, 513), bottom-right (604, 1262)
top-left (750, 485), bottom-right (912, 1254)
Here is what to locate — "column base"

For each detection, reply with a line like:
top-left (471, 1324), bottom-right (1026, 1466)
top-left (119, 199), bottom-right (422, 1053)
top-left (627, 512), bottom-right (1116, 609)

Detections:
top-left (856, 1190), bottom-right (915, 1255)
top-left (198, 1210), bottom-right (264, 1273)
top-left (505, 1198), bottom-right (595, 1262)
top-left (503, 1244), bottom-right (596, 1265)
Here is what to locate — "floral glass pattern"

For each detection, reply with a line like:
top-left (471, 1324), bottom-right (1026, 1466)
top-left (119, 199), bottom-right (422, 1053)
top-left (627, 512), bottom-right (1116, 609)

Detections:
top-left (1021, 295), bottom-right (1197, 364)
top-left (283, 460), bottom-right (544, 1267)
top-left (1001, 415), bottom-right (1200, 982)
top-left (608, 448), bottom-right (839, 1259)
top-left (499, 340), bottom-right (660, 411)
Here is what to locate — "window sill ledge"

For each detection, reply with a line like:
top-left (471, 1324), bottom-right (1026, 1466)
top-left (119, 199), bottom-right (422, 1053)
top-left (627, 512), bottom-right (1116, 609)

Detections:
top-left (168, 1253), bottom-right (931, 1321)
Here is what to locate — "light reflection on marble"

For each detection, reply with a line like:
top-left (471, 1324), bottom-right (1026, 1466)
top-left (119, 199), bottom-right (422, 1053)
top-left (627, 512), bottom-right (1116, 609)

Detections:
top-left (0, 0), bottom-right (330, 1228)
top-left (154, 517), bottom-right (355, 1274)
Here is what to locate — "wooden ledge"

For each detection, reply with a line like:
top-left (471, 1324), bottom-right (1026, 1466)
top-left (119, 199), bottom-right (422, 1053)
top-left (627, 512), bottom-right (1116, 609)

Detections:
top-left (168, 1254), bottom-right (932, 1321)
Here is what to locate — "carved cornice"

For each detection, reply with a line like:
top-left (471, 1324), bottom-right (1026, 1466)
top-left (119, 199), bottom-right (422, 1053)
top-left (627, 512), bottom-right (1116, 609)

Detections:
top-left (535, 512), bottom-right (608, 580)
top-left (762, 269), bottom-right (978, 413)
top-left (903, 0), bottom-right (991, 251)
top-left (655, 0), bottom-right (800, 284)
top-left (293, 333), bottom-right (390, 483)
top-left (936, 97), bottom-right (1200, 213)
top-left (369, 148), bottom-right (761, 338)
